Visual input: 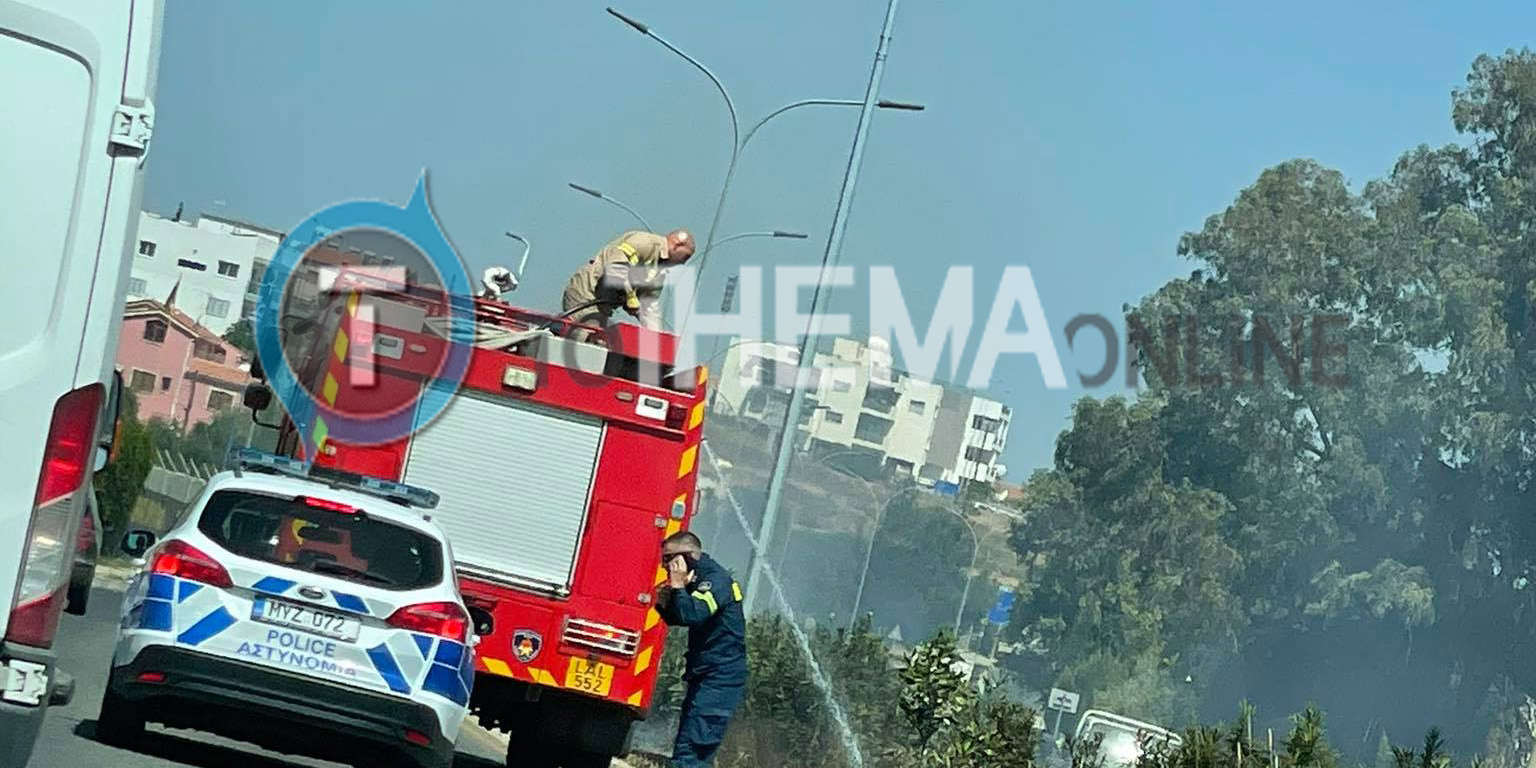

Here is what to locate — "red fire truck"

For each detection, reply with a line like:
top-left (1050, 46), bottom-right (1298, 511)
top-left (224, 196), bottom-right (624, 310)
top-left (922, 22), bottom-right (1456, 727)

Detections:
top-left (244, 266), bottom-right (708, 768)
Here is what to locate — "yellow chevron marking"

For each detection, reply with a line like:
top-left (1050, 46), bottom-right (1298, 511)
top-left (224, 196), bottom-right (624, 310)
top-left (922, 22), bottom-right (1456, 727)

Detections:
top-left (665, 519), bottom-right (682, 538)
top-left (323, 373), bottom-right (339, 406)
top-left (311, 418), bottom-right (329, 452)
top-left (628, 690), bottom-right (644, 706)
top-left (677, 446), bottom-right (697, 478)
top-left (645, 608), bottom-right (661, 631)
top-left (634, 647), bottom-right (654, 674)
top-left (346, 291), bottom-right (359, 317)
top-left (482, 658), bottom-right (513, 677)
top-left (333, 331), bottom-right (349, 362)
top-left (688, 403), bottom-right (705, 430)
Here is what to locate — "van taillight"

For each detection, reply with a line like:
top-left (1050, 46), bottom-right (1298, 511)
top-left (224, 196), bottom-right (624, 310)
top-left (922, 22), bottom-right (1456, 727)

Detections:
top-left (7, 384), bottom-right (103, 649)
top-left (150, 541), bottom-right (233, 588)
top-left (387, 602), bottom-right (469, 643)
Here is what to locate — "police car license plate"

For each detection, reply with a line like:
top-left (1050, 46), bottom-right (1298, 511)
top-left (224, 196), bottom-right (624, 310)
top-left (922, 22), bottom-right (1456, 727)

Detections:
top-left (563, 658), bottom-right (614, 697)
top-left (252, 598), bottom-right (359, 643)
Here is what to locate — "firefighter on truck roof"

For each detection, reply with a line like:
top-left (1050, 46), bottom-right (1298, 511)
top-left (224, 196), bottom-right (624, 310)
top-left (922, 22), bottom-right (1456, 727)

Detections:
top-left (560, 229), bottom-right (695, 343)
top-left (656, 530), bottom-right (747, 768)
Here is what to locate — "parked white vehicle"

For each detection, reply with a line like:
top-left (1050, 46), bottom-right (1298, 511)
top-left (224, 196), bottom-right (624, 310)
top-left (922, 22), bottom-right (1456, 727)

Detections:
top-left (101, 450), bottom-right (474, 768)
top-left (0, 1), bottom-right (162, 765)
top-left (1074, 709), bottom-right (1184, 767)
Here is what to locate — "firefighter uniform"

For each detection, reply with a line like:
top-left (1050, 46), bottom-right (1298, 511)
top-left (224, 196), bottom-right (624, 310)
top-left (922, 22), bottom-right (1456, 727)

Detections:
top-left (656, 554), bottom-right (748, 768)
top-left (561, 230), bottom-right (669, 341)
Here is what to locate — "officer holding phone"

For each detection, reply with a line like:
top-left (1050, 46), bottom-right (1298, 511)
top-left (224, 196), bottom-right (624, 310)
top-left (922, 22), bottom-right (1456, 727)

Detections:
top-left (656, 531), bottom-right (747, 767)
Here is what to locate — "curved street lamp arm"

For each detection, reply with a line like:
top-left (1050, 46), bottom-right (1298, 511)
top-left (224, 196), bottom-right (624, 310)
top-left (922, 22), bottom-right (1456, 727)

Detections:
top-left (568, 182), bottom-right (655, 233)
top-left (503, 232), bottom-right (531, 278)
top-left (742, 99), bottom-right (862, 151)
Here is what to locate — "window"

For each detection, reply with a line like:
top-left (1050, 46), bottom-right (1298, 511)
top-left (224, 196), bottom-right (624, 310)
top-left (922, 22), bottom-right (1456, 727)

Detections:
top-left (823, 411), bottom-right (844, 425)
top-left (832, 379), bottom-right (853, 393)
top-left (965, 447), bottom-right (996, 463)
top-left (207, 390), bottom-right (234, 411)
top-left (160, 376), bottom-right (172, 391)
top-left (972, 415), bottom-right (1003, 433)
top-left (127, 277), bottom-right (147, 296)
top-left (218, 260), bottom-right (240, 278)
top-left (142, 319), bottom-right (167, 343)
top-left (909, 400), bottom-right (927, 415)
top-left (129, 370), bottom-right (155, 393)
top-left (206, 297), bottom-right (230, 318)
top-left (178, 258), bottom-right (207, 271)
top-left (137, 240), bottom-right (156, 256)
top-left (197, 490), bottom-right (444, 591)
top-left (193, 340), bottom-right (227, 363)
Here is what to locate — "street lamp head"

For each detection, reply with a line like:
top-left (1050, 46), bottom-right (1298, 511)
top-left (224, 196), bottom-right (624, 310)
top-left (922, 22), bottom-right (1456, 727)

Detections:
top-left (568, 182), bottom-right (603, 198)
top-left (876, 100), bottom-right (926, 111)
top-left (772, 231), bottom-right (810, 239)
top-left (605, 7), bottom-right (650, 35)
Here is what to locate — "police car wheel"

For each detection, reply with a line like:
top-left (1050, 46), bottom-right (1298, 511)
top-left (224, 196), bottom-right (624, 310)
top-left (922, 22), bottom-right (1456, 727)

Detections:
top-left (94, 685), bottom-right (145, 746)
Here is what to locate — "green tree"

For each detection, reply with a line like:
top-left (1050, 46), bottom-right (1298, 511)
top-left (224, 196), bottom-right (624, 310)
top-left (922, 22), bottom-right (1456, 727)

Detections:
top-left (95, 391), bottom-right (153, 549)
top-left (1001, 50), bottom-right (1536, 745)
top-left (222, 318), bottom-right (256, 357)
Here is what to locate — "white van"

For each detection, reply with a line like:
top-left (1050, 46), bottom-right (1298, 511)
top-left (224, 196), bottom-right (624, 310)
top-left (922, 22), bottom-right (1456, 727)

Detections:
top-left (0, 1), bottom-right (163, 765)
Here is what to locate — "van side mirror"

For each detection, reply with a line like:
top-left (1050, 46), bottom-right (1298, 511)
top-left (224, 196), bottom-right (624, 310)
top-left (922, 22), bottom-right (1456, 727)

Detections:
top-left (243, 382), bottom-right (273, 412)
top-left (249, 356), bottom-right (265, 381)
top-left (121, 529), bottom-right (158, 558)
top-left (97, 371), bottom-right (125, 468)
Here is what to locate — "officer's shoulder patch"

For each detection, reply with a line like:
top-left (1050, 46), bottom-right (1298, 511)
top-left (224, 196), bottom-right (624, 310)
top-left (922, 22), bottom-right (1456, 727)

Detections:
top-left (697, 581), bottom-right (712, 593)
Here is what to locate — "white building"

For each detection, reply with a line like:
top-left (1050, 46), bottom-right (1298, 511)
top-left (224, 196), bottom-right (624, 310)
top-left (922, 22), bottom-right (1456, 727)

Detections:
top-left (711, 336), bottom-right (1009, 485)
top-left (127, 211), bottom-right (281, 335)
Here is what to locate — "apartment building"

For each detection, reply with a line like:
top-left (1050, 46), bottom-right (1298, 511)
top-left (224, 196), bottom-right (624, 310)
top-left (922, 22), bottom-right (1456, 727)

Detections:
top-left (712, 336), bottom-right (1010, 485)
top-left (127, 211), bottom-right (280, 335)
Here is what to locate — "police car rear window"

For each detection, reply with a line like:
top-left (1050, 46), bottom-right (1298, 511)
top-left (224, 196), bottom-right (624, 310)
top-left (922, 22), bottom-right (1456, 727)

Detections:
top-left (197, 490), bottom-right (443, 591)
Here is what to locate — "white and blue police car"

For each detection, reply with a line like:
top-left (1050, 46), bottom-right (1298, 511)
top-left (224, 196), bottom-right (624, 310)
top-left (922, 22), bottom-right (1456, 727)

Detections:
top-left (97, 449), bottom-right (474, 768)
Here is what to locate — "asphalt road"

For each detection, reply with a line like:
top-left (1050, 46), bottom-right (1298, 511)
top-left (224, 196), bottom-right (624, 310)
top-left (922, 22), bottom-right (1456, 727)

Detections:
top-left (27, 584), bottom-right (508, 768)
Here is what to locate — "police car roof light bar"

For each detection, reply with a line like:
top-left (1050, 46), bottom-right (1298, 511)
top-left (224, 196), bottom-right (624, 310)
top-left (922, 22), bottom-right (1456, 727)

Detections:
top-left (232, 448), bottom-right (440, 510)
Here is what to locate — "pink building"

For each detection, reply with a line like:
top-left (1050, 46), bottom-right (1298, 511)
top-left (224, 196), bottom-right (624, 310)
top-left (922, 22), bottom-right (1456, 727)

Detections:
top-left (116, 297), bottom-right (251, 428)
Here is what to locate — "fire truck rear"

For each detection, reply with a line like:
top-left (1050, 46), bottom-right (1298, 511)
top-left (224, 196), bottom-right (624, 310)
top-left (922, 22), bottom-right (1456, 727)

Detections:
top-left (249, 265), bottom-right (708, 767)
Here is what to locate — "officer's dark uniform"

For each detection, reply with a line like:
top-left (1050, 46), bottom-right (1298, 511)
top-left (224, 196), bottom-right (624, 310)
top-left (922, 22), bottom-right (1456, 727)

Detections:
top-left (656, 554), bottom-right (747, 768)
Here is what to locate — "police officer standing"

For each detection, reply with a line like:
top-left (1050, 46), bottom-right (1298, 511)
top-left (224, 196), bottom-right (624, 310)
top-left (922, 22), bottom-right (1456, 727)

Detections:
top-left (656, 531), bottom-right (747, 768)
top-left (561, 229), bottom-right (695, 342)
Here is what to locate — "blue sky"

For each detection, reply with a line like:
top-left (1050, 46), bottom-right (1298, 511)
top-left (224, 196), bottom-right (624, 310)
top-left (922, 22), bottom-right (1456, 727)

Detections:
top-left (142, 0), bottom-right (1534, 476)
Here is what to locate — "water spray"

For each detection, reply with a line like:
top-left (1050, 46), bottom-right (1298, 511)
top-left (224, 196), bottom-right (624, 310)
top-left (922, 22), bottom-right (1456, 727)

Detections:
top-left (701, 440), bottom-right (868, 768)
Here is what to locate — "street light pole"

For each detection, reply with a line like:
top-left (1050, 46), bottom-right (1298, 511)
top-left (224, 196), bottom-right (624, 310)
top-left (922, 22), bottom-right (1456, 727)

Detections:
top-left (680, 96), bottom-right (924, 338)
top-left (849, 485), bottom-right (915, 627)
top-left (503, 232), bottom-right (531, 279)
top-left (744, 0), bottom-right (904, 615)
top-left (568, 182), bottom-right (654, 232)
top-left (605, 8), bottom-right (922, 338)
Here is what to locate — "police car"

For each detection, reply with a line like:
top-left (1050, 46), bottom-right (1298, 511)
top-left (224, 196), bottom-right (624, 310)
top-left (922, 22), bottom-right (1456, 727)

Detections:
top-left (98, 449), bottom-right (473, 768)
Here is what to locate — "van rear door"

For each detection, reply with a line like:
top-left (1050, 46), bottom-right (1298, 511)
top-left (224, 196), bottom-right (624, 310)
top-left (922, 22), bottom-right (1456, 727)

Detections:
top-left (0, 0), bottom-right (161, 764)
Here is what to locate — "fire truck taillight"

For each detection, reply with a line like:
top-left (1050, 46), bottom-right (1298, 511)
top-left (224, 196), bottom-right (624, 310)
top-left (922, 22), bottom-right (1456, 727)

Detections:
top-left (562, 618), bottom-right (641, 657)
top-left (664, 404), bottom-right (686, 430)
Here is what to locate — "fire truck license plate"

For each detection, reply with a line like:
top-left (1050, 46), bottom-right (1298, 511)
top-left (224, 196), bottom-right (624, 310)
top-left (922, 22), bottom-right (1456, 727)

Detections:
top-left (564, 658), bottom-right (614, 697)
